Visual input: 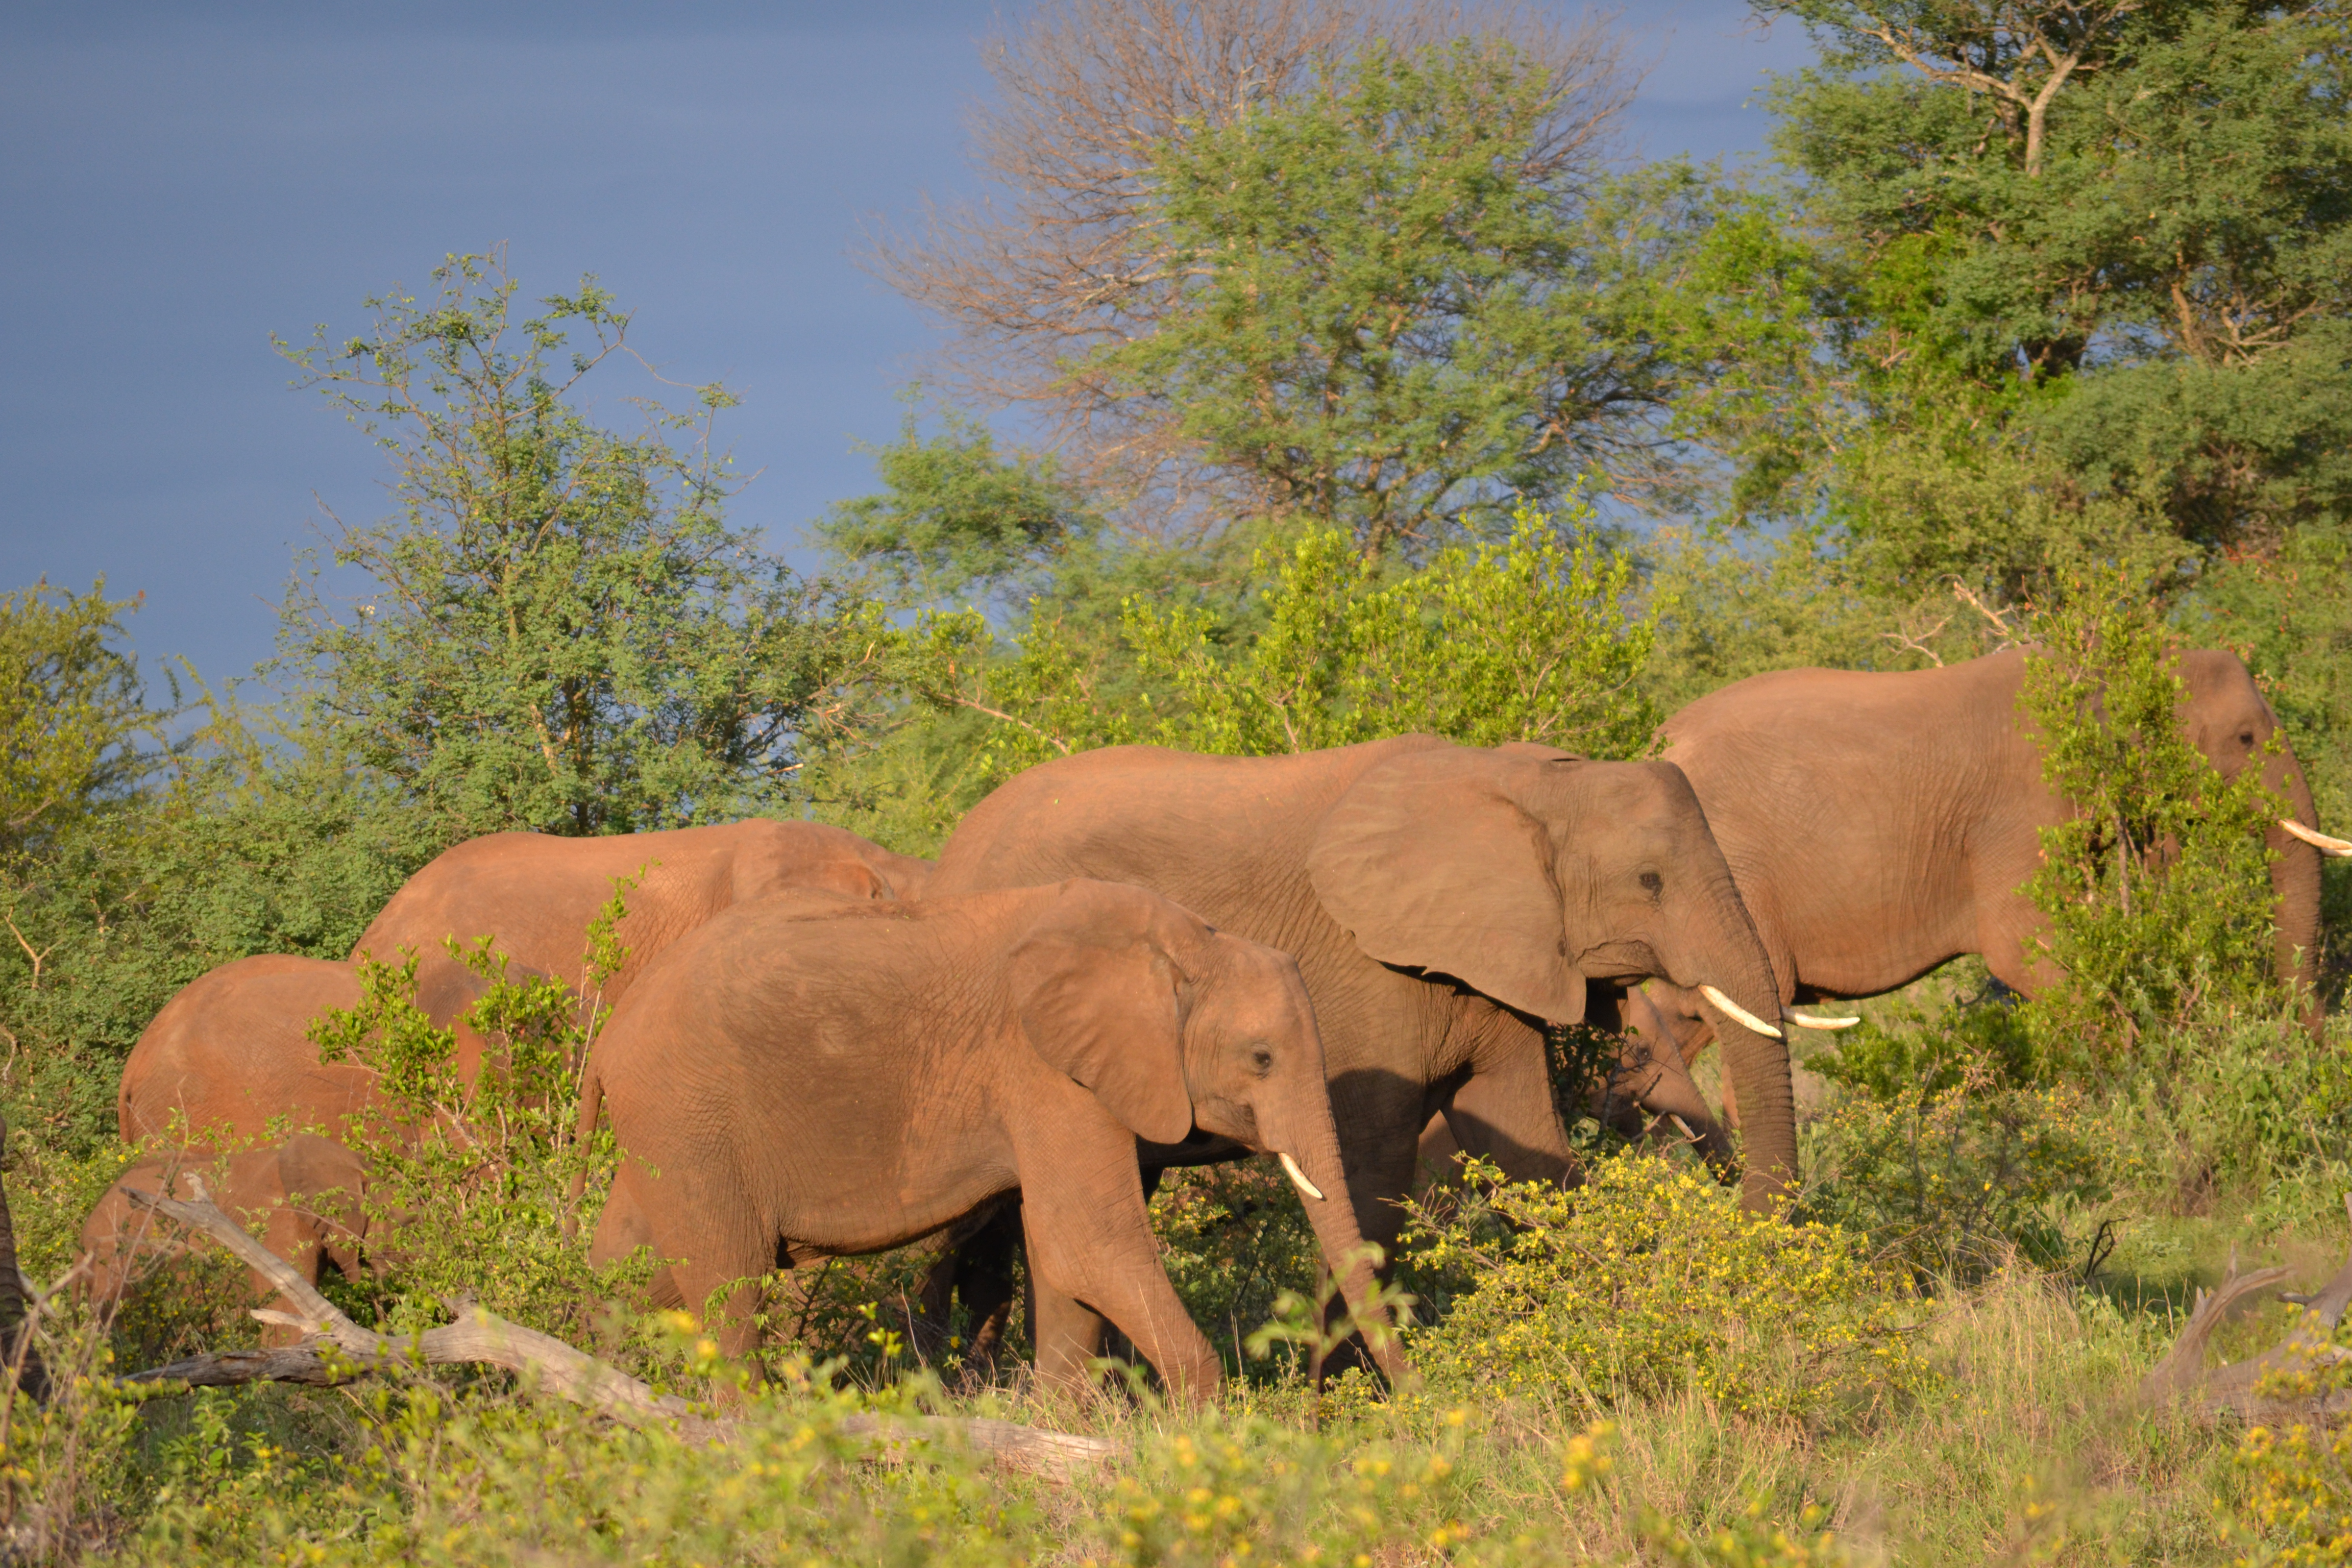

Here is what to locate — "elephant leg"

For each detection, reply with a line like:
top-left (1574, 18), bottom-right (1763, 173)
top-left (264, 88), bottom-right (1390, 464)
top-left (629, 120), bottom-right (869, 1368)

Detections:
top-left (1440, 1032), bottom-right (1576, 1190)
top-left (1017, 1133), bottom-right (1218, 1403)
top-left (604, 1163), bottom-right (771, 1359)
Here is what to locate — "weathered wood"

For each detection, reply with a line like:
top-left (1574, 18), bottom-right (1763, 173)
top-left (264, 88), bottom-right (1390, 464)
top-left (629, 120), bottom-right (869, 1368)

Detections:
top-left (2141, 1192), bottom-right (2352, 1420)
top-left (120, 1183), bottom-right (1119, 1479)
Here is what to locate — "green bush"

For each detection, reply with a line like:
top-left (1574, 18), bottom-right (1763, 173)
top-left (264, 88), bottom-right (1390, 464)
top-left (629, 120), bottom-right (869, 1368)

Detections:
top-left (2017, 578), bottom-right (2288, 1069)
top-left (1400, 1153), bottom-right (1931, 1425)
top-left (1800, 1069), bottom-right (2110, 1283)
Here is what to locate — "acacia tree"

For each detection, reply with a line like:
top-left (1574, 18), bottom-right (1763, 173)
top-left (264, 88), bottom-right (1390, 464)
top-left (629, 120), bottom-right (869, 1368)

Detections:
top-left (1745, 0), bottom-right (2352, 579)
top-left (872, 0), bottom-right (1637, 543)
top-left (276, 252), bottom-right (874, 838)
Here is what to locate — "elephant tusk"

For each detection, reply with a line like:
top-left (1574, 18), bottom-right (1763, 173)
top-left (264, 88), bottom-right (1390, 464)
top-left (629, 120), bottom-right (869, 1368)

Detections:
top-left (1278, 1152), bottom-right (1326, 1203)
top-left (1699, 984), bottom-right (1784, 1039)
top-left (1785, 1010), bottom-right (1862, 1030)
top-left (1668, 1115), bottom-right (1697, 1143)
top-left (2281, 818), bottom-right (2352, 857)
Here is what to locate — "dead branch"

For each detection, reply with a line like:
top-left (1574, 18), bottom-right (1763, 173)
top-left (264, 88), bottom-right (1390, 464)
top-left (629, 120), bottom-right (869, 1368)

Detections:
top-left (2140, 1192), bottom-right (2352, 1419)
top-left (119, 1184), bottom-right (1118, 1480)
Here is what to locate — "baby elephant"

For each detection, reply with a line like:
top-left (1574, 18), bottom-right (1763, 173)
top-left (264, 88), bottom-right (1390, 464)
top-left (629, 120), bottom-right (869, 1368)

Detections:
top-left (81, 1135), bottom-right (368, 1339)
top-left (581, 877), bottom-right (1405, 1398)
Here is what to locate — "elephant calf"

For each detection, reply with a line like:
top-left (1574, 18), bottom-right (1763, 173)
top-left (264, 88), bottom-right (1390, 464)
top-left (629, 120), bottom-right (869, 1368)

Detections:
top-left (580, 877), bottom-right (1406, 1399)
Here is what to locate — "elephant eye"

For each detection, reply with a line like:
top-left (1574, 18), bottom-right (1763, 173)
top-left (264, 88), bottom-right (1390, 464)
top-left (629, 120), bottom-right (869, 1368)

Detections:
top-left (2239, 731), bottom-right (2257, 747)
top-left (1249, 1045), bottom-right (1275, 1076)
top-left (1638, 871), bottom-right (1663, 898)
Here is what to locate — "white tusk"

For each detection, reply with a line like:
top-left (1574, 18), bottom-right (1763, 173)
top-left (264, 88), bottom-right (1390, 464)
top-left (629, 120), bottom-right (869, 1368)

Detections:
top-left (1786, 1010), bottom-right (1862, 1030)
top-left (2281, 818), bottom-right (2352, 857)
top-left (1668, 1115), bottom-right (1698, 1143)
top-left (1699, 984), bottom-right (1784, 1039)
top-left (1278, 1151), bottom-right (1325, 1203)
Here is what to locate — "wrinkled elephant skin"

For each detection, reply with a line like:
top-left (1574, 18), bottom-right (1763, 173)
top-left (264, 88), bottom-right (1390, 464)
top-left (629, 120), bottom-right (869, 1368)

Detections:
top-left (355, 820), bottom-right (932, 1083)
top-left (923, 737), bottom-right (1797, 1360)
top-left (581, 879), bottom-right (1405, 1400)
top-left (1637, 646), bottom-right (2331, 1082)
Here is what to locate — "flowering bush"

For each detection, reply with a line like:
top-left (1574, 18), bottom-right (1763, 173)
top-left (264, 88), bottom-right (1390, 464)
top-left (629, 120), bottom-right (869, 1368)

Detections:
top-left (1401, 1154), bottom-right (1931, 1424)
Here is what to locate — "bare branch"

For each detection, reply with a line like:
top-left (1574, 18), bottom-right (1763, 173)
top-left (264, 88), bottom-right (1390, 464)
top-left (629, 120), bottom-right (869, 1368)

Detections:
top-left (120, 1185), bottom-right (1117, 1480)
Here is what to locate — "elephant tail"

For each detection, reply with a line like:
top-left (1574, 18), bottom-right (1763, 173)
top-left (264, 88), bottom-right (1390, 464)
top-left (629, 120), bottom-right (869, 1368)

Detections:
top-left (562, 1060), bottom-right (607, 1241)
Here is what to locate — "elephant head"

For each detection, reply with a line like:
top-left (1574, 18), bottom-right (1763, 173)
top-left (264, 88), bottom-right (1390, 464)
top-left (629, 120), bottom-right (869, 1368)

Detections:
top-left (1007, 880), bottom-right (1408, 1379)
top-left (1304, 744), bottom-right (1797, 1208)
top-left (2176, 650), bottom-right (2341, 1027)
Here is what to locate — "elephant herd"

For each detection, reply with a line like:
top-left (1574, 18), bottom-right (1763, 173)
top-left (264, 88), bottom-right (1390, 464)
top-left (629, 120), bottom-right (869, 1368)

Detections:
top-left (81, 647), bottom-right (2349, 1397)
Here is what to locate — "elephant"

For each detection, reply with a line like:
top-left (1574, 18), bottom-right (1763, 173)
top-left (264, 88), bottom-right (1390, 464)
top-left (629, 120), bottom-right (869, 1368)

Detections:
top-left (117, 955), bottom-right (377, 1147)
top-left (1629, 645), bottom-right (2342, 1093)
top-left (922, 736), bottom-right (1797, 1363)
top-left (79, 1134), bottom-right (369, 1342)
top-left (355, 819), bottom-right (933, 1083)
top-left (118, 821), bottom-right (932, 1147)
top-left (579, 877), bottom-right (1407, 1399)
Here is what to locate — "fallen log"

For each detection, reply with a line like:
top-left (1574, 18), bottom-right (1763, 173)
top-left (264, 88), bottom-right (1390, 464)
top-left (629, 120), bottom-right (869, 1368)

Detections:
top-left (120, 1181), bottom-right (1119, 1480)
top-left (2139, 1192), bottom-right (2352, 1420)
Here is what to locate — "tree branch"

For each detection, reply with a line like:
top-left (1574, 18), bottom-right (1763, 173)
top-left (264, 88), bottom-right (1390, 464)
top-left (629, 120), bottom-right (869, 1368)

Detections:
top-left (121, 1184), bottom-right (1118, 1480)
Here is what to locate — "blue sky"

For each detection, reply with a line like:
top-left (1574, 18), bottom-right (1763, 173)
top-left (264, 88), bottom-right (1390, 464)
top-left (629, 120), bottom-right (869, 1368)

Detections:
top-left (0, 1), bottom-right (1812, 690)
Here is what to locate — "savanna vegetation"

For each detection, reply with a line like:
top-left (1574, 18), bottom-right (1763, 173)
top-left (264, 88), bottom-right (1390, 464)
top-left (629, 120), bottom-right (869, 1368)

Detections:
top-left (7, 0), bottom-right (2352, 1561)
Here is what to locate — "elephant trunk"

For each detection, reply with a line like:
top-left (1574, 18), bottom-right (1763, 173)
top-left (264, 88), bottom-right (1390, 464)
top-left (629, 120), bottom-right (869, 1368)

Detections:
top-left (2265, 757), bottom-right (2326, 1038)
top-left (1263, 1099), bottom-right (1412, 1385)
top-left (1677, 885), bottom-right (1798, 1214)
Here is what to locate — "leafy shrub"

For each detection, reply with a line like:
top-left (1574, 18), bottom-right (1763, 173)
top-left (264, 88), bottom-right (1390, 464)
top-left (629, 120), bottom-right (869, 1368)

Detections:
top-left (1400, 1153), bottom-right (1931, 1425)
top-left (306, 889), bottom-right (643, 1345)
top-left (1149, 1160), bottom-right (1321, 1378)
top-left (1800, 1068), bottom-right (2110, 1282)
top-left (2099, 1003), bottom-right (2352, 1226)
top-left (2016, 578), bottom-right (2288, 1068)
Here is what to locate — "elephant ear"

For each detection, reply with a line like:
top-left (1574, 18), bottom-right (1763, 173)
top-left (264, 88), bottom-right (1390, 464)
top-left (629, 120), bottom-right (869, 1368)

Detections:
top-left (1307, 747), bottom-right (1587, 1024)
top-left (1008, 885), bottom-right (1196, 1145)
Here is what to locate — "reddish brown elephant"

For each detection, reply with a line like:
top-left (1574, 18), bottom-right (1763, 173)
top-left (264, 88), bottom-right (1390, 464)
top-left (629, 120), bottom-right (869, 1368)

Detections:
top-left (1633, 646), bottom-right (2340, 1085)
top-left (924, 737), bottom-right (1796, 1364)
top-left (118, 821), bottom-right (932, 1146)
top-left (354, 820), bottom-right (933, 1081)
top-left (80, 1134), bottom-right (368, 1340)
top-left (581, 878), bottom-right (1405, 1399)
top-left (117, 955), bottom-right (375, 1147)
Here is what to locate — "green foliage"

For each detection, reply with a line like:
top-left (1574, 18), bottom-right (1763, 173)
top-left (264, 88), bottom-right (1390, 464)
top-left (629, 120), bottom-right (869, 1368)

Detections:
top-left (0, 711), bottom-right (446, 1153)
top-left (2016, 580), bottom-right (2288, 1063)
top-left (2186, 522), bottom-right (2352, 991)
top-left (2232, 1331), bottom-right (2352, 1567)
top-left (1149, 1161), bottom-right (1321, 1379)
top-left (274, 250), bottom-right (872, 838)
top-left (1126, 504), bottom-right (1658, 757)
top-left (1733, 0), bottom-right (2352, 591)
top-left (0, 579), bottom-right (158, 862)
top-left (1802, 1066), bottom-right (2109, 1281)
top-left (307, 887), bottom-right (639, 1342)
top-left (816, 401), bottom-right (1103, 614)
top-left (1401, 1153), bottom-right (1931, 1424)
top-left (1093, 38), bottom-right (1705, 551)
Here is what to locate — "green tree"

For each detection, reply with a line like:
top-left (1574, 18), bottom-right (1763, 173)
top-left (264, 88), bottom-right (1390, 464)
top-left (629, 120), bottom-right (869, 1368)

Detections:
top-left (1746, 0), bottom-right (2352, 591)
top-left (1089, 38), bottom-right (1712, 552)
top-left (0, 580), bottom-right (158, 860)
top-left (816, 402), bottom-right (1103, 615)
top-left (872, 1), bottom-right (1653, 544)
top-left (881, 500), bottom-right (1659, 778)
top-left (275, 251), bottom-right (873, 838)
